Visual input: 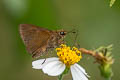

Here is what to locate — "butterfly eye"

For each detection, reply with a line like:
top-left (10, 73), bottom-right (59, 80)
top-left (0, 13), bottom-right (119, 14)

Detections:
top-left (60, 31), bottom-right (65, 35)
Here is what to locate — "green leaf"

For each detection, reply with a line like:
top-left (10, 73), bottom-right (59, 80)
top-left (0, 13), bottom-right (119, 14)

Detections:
top-left (110, 0), bottom-right (116, 7)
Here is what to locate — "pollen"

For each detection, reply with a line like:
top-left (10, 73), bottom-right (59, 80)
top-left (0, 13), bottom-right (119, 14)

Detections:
top-left (56, 44), bottom-right (82, 67)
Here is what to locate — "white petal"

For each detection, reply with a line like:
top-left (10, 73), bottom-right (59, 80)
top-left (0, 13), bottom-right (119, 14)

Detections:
top-left (42, 60), bottom-right (65, 76)
top-left (32, 59), bottom-right (45, 69)
top-left (71, 66), bottom-right (79, 80)
top-left (71, 64), bottom-right (89, 80)
top-left (32, 57), bottom-right (59, 69)
top-left (74, 64), bottom-right (90, 77)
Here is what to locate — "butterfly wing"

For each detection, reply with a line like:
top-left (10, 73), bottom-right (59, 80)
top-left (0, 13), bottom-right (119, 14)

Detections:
top-left (19, 24), bottom-right (51, 58)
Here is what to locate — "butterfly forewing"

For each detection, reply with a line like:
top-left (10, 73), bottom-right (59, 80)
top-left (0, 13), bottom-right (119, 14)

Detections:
top-left (19, 24), bottom-right (51, 57)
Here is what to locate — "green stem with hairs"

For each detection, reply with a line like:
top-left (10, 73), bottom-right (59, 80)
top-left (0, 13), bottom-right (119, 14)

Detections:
top-left (58, 67), bottom-right (70, 80)
top-left (104, 77), bottom-right (112, 80)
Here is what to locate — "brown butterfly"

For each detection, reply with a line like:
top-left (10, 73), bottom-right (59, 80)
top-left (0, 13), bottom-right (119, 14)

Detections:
top-left (19, 24), bottom-right (67, 58)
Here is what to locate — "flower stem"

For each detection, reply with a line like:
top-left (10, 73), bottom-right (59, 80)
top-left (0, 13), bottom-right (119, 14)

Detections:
top-left (58, 74), bottom-right (64, 80)
top-left (58, 67), bottom-right (70, 80)
top-left (104, 77), bottom-right (112, 80)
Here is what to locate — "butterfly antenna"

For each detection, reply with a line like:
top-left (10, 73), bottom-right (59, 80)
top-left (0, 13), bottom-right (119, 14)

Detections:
top-left (67, 29), bottom-right (76, 34)
top-left (67, 28), bottom-right (80, 47)
top-left (72, 29), bottom-right (79, 47)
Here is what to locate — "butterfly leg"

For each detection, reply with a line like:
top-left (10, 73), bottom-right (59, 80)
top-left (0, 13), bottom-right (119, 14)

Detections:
top-left (58, 39), bottom-right (65, 45)
top-left (42, 58), bottom-right (46, 64)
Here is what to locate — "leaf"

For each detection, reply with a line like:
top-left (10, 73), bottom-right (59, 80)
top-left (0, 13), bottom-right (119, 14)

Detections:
top-left (110, 0), bottom-right (116, 7)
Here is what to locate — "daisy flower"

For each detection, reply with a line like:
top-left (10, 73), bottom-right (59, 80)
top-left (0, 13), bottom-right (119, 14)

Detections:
top-left (32, 44), bottom-right (89, 80)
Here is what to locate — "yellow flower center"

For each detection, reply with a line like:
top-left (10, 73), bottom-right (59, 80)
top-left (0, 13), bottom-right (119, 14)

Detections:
top-left (56, 44), bottom-right (82, 67)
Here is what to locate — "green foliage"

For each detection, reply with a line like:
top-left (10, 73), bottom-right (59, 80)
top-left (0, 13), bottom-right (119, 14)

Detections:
top-left (110, 0), bottom-right (116, 7)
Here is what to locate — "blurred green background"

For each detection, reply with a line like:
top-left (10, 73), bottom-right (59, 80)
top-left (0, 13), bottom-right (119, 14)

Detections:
top-left (0, 0), bottom-right (120, 80)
